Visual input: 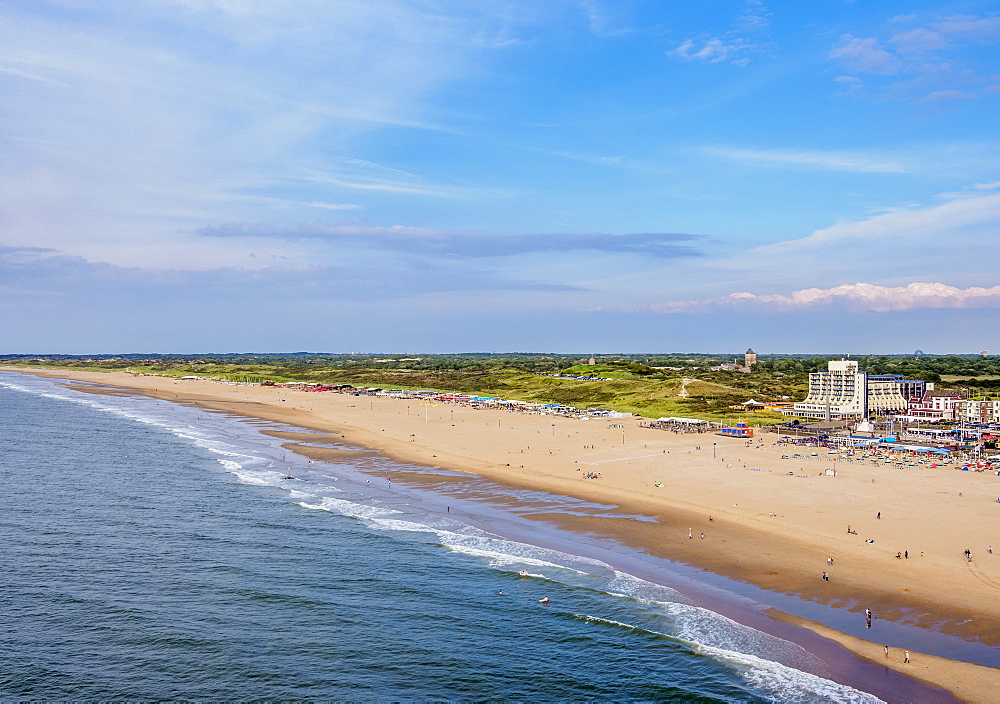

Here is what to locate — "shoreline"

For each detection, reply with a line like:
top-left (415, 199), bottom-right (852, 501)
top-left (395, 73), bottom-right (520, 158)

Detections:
top-left (6, 367), bottom-right (1000, 701)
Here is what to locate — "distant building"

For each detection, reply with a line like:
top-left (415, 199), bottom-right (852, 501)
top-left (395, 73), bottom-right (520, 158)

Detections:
top-left (906, 389), bottom-right (964, 421)
top-left (957, 399), bottom-right (1000, 424)
top-left (710, 347), bottom-right (757, 373)
top-left (881, 375), bottom-right (927, 403)
top-left (786, 360), bottom-right (908, 419)
top-left (711, 362), bottom-right (746, 372)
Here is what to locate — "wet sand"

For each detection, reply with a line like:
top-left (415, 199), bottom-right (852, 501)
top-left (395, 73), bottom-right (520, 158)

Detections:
top-left (9, 368), bottom-right (1000, 701)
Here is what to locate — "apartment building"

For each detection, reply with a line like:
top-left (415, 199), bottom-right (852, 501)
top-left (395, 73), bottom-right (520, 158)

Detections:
top-left (787, 360), bottom-right (908, 419)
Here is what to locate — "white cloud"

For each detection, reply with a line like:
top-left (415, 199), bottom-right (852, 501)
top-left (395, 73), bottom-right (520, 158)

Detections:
top-left (735, 0), bottom-right (770, 32)
top-left (673, 38), bottom-right (739, 64)
top-left (890, 27), bottom-right (950, 53)
top-left (832, 14), bottom-right (1000, 102)
top-left (648, 282), bottom-right (1000, 313)
top-left (0, 1), bottom-right (520, 269)
top-left (669, 0), bottom-right (771, 66)
top-left (704, 146), bottom-right (909, 173)
top-left (829, 35), bottom-right (900, 74)
top-left (917, 89), bottom-right (978, 102)
top-left (762, 188), bottom-right (1000, 254)
top-left (578, 185), bottom-right (1000, 315)
top-left (934, 14), bottom-right (1000, 40)
top-left (578, 0), bottom-right (631, 37)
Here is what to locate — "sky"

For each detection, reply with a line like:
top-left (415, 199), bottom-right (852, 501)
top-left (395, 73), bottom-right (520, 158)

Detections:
top-left (2, 0), bottom-right (999, 355)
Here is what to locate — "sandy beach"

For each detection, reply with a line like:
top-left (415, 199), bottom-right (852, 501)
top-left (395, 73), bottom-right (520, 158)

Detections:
top-left (10, 367), bottom-right (1000, 701)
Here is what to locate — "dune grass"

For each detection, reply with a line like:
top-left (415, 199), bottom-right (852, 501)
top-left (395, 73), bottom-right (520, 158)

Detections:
top-left (2, 359), bottom-right (790, 424)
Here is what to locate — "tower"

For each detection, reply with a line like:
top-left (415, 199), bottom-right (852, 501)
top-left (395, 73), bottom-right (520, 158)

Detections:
top-left (744, 348), bottom-right (757, 370)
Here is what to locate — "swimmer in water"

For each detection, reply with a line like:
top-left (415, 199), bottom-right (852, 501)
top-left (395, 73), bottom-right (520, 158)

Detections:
top-left (519, 571), bottom-right (527, 577)
top-left (539, 597), bottom-right (549, 603)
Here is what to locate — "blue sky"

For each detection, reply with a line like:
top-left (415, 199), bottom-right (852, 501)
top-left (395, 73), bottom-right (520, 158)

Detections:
top-left (2, 0), bottom-right (999, 354)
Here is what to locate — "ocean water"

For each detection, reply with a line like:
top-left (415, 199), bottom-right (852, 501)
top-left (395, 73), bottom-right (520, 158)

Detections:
top-left (0, 373), bottom-right (890, 702)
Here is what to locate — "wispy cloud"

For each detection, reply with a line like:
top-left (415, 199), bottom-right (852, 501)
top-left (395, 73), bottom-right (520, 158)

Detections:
top-left (829, 36), bottom-right (900, 75)
top-left (526, 147), bottom-right (626, 167)
top-left (703, 146), bottom-right (909, 173)
top-left (917, 89), bottom-right (978, 103)
top-left (829, 12), bottom-right (1000, 102)
top-left (198, 224), bottom-right (708, 259)
top-left (761, 188), bottom-right (1000, 254)
top-left (672, 38), bottom-right (746, 64)
top-left (578, 0), bottom-right (632, 37)
top-left (0, 244), bottom-right (583, 306)
top-left (577, 184), bottom-right (1000, 317)
top-left (669, 0), bottom-right (771, 67)
top-left (0, 62), bottom-right (74, 88)
top-left (0, 1), bottom-right (522, 268)
top-left (645, 282), bottom-right (1000, 313)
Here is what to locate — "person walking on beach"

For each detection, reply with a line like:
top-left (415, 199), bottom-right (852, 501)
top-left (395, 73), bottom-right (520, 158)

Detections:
top-left (904, 650), bottom-right (910, 664)
top-left (827, 556), bottom-right (834, 565)
top-left (688, 528), bottom-right (693, 539)
top-left (884, 645), bottom-right (889, 659)
top-left (821, 571), bottom-right (829, 581)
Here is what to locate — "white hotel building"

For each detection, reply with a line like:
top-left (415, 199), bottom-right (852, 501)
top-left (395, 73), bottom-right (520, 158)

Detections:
top-left (786, 360), bottom-right (909, 420)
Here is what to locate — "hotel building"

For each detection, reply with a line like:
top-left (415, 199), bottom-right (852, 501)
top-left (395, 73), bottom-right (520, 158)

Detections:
top-left (786, 360), bottom-right (909, 420)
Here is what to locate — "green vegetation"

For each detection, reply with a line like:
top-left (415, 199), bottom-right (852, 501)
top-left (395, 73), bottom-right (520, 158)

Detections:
top-left (5, 351), bottom-right (1000, 424)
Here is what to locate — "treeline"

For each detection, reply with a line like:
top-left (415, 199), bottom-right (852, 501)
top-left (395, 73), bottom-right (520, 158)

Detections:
top-left (4, 352), bottom-right (999, 380)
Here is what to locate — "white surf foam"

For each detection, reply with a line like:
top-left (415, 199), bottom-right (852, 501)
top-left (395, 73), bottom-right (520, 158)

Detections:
top-left (572, 609), bottom-right (882, 703)
top-left (696, 643), bottom-right (884, 703)
top-left (441, 542), bottom-right (592, 574)
top-left (0, 376), bottom-right (264, 465)
top-left (659, 600), bottom-right (821, 673)
top-left (232, 471), bottom-right (276, 486)
top-left (605, 571), bottom-right (688, 604)
top-left (190, 440), bottom-right (258, 460)
top-left (575, 614), bottom-right (638, 630)
top-left (295, 496), bottom-right (402, 520)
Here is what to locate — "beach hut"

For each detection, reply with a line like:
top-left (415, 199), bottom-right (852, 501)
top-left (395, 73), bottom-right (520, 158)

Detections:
top-left (719, 423), bottom-right (754, 438)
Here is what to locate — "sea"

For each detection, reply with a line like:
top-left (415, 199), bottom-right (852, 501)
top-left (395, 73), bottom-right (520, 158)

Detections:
top-left (0, 372), bottom-right (946, 702)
